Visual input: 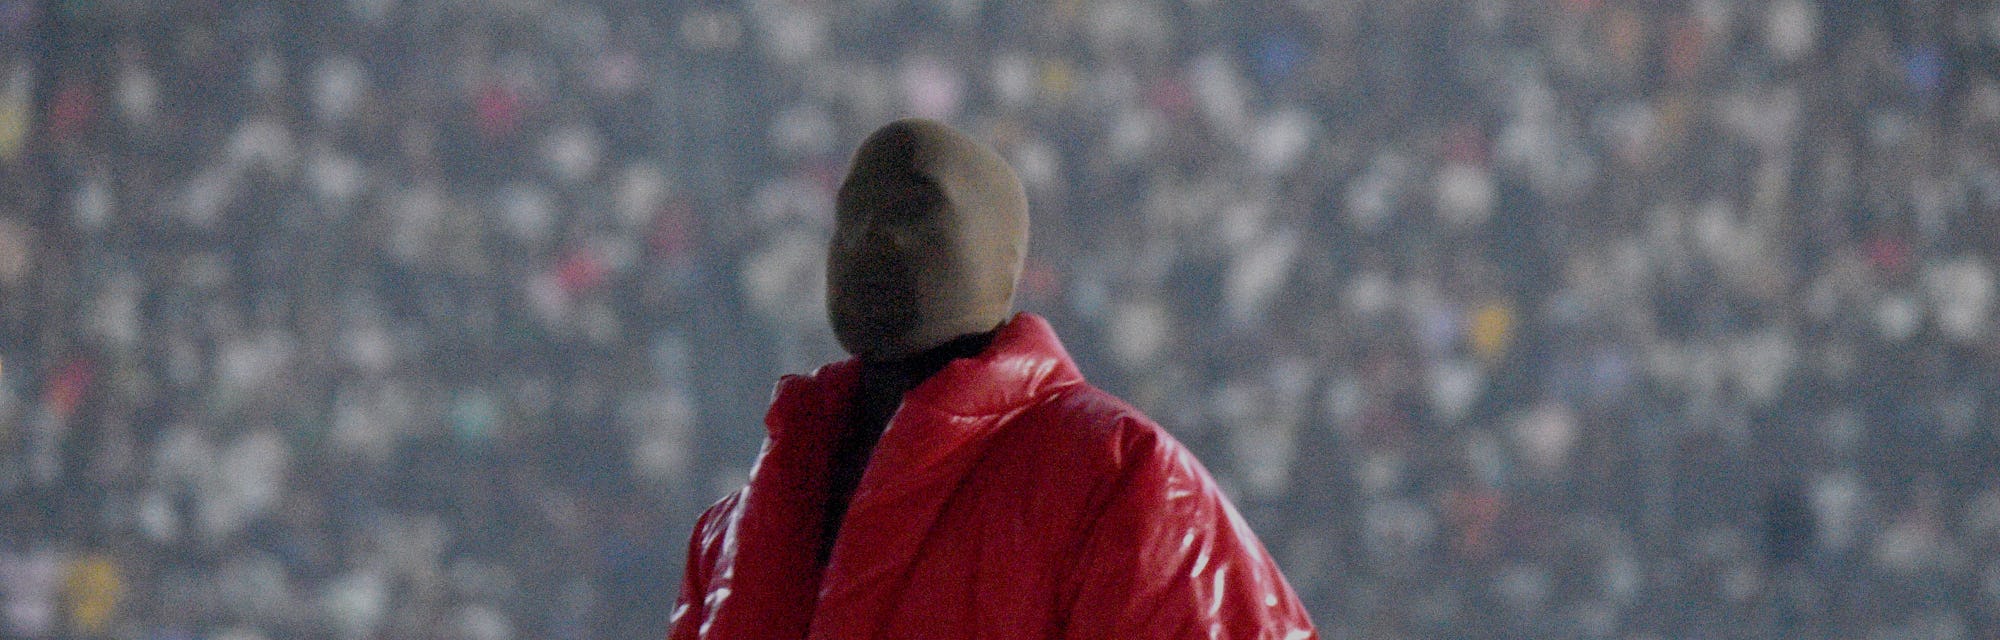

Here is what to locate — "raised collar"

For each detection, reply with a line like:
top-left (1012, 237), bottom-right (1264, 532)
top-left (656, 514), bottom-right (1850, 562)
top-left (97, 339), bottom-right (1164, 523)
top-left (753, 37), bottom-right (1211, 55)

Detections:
top-left (714, 313), bottom-right (1088, 639)
top-left (765, 312), bottom-right (1084, 439)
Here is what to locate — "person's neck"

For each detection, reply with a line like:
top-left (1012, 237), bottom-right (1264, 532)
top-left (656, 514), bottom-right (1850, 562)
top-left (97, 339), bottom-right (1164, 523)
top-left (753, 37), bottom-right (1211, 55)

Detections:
top-left (858, 330), bottom-right (998, 388)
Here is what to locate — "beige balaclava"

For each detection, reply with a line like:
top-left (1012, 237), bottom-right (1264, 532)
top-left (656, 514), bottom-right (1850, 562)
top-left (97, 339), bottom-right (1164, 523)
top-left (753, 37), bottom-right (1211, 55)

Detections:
top-left (825, 118), bottom-right (1029, 361)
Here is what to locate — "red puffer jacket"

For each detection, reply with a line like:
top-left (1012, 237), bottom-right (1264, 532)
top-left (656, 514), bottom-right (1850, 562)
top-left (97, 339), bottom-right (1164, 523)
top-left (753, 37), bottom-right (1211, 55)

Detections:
top-left (667, 313), bottom-right (1316, 640)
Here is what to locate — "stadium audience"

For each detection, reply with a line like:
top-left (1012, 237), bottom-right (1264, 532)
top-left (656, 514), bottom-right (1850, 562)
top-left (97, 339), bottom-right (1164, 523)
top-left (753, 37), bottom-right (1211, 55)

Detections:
top-left (2, 1), bottom-right (1997, 638)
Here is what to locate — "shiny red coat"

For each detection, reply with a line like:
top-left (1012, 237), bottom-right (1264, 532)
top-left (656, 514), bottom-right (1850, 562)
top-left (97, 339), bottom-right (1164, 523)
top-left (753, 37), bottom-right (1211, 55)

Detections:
top-left (667, 314), bottom-right (1316, 640)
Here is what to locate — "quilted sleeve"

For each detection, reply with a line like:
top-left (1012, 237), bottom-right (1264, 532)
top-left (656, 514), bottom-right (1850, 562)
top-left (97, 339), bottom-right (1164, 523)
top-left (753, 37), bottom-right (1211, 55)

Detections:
top-left (666, 492), bottom-right (740, 640)
top-left (1057, 422), bottom-right (1317, 640)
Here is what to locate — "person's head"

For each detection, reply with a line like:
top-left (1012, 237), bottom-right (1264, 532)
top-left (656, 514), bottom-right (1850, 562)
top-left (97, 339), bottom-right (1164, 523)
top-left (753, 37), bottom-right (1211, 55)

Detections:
top-left (826, 118), bottom-right (1028, 361)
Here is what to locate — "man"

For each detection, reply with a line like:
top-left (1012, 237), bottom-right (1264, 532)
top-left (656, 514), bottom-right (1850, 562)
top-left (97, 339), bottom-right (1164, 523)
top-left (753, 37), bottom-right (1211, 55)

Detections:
top-left (667, 118), bottom-right (1315, 639)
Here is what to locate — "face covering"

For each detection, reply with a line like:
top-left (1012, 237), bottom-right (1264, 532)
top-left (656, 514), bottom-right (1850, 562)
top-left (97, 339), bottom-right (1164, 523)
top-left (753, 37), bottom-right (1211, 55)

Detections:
top-left (826, 118), bottom-right (1029, 361)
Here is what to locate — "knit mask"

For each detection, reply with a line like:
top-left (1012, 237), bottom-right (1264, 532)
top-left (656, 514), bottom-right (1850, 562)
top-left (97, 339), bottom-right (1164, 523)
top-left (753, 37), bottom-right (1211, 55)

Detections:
top-left (826, 118), bottom-right (1029, 361)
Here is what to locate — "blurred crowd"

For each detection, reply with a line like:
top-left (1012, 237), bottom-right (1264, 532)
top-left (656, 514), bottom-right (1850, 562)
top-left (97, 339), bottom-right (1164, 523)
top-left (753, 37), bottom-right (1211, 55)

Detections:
top-left (2, 0), bottom-right (1998, 638)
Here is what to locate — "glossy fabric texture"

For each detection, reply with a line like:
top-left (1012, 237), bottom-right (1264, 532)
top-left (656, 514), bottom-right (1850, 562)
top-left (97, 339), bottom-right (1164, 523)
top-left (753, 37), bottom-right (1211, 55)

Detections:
top-left (667, 313), bottom-right (1316, 640)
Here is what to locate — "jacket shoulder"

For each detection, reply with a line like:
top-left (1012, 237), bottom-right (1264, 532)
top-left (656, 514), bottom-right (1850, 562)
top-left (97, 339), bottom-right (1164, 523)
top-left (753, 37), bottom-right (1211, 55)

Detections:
top-left (1032, 389), bottom-right (1318, 638)
top-left (1047, 382), bottom-right (1182, 446)
top-left (994, 382), bottom-right (1191, 491)
top-left (687, 489), bottom-right (746, 566)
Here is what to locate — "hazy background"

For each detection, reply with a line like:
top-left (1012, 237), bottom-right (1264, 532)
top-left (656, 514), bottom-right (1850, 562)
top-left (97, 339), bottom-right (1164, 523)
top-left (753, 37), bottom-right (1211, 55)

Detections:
top-left (2, 0), bottom-right (1998, 638)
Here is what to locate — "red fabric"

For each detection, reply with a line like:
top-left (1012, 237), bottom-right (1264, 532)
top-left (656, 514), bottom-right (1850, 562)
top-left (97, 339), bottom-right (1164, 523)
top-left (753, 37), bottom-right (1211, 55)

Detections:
top-left (555, 248), bottom-right (610, 293)
top-left (475, 84), bottom-right (523, 140)
top-left (48, 81), bottom-right (98, 143)
top-left (668, 313), bottom-right (1316, 640)
top-left (46, 357), bottom-right (95, 420)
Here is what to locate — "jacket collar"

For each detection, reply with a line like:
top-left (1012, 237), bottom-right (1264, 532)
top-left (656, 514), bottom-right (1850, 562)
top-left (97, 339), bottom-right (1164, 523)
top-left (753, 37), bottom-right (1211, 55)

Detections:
top-left (766, 312), bottom-right (1084, 438)
top-left (712, 313), bottom-right (1085, 639)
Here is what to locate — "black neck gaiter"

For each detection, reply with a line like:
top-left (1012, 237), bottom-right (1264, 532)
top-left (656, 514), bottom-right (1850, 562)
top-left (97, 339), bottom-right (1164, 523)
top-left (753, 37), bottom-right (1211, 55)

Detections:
top-left (818, 330), bottom-right (997, 566)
